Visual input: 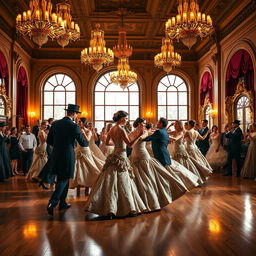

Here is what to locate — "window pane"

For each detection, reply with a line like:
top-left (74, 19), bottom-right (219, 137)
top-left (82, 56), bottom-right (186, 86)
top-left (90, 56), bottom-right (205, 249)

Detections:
top-left (105, 106), bottom-right (120, 120)
top-left (179, 106), bottom-right (188, 120)
top-left (62, 75), bottom-right (72, 86)
top-left (54, 106), bottom-right (65, 120)
top-left (98, 76), bottom-right (110, 86)
top-left (178, 83), bottom-right (187, 91)
top-left (48, 75), bottom-right (57, 86)
top-left (128, 83), bottom-right (139, 91)
top-left (44, 92), bottom-right (53, 104)
top-left (237, 109), bottom-right (243, 121)
top-left (167, 86), bottom-right (177, 92)
top-left (54, 92), bottom-right (65, 104)
top-left (174, 76), bottom-right (183, 86)
top-left (95, 121), bottom-right (104, 131)
top-left (179, 92), bottom-right (187, 105)
top-left (56, 74), bottom-right (64, 85)
top-left (44, 82), bottom-right (53, 90)
top-left (158, 106), bottom-right (166, 118)
top-left (95, 106), bottom-right (104, 120)
top-left (44, 106), bottom-right (53, 120)
top-left (158, 92), bottom-right (166, 105)
top-left (95, 83), bottom-right (105, 91)
top-left (168, 106), bottom-right (177, 120)
top-left (160, 76), bottom-right (169, 86)
top-left (105, 92), bottom-right (128, 105)
top-left (130, 92), bottom-right (139, 105)
top-left (95, 92), bottom-right (105, 105)
top-left (168, 75), bottom-right (175, 85)
top-left (167, 92), bottom-right (177, 105)
top-left (55, 85), bottom-right (65, 91)
top-left (158, 83), bottom-right (167, 91)
top-left (66, 82), bottom-right (75, 91)
top-left (66, 92), bottom-right (75, 104)
top-left (129, 106), bottom-right (139, 120)
top-left (106, 83), bottom-right (123, 92)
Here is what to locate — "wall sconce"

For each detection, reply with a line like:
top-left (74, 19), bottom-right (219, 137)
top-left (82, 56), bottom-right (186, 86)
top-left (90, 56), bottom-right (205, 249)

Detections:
top-left (80, 111), bottom-right (88, 117)
top-left (28, 111), bottom-right (36, 118)
top-left (209, 108), bottom-right (218, 118)
top-left (145, 111), bottom-right (153, 118)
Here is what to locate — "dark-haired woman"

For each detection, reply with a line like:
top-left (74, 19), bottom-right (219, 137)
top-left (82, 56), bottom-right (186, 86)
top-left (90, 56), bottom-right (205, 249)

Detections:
top-left (100, 123), bottom-right (114, 157)
top-left (184, 120), bottom-right (212, 174)
top-left (85, 111), bottom-right (146, 218)
top-left (9, 127), bottom-right (20, 175)
top-left (205, 125), bottom-right (228, 171)
top-left (71, 118), bottom-right (104, 190)
top-left (145, 122), bottom-right (154, 157)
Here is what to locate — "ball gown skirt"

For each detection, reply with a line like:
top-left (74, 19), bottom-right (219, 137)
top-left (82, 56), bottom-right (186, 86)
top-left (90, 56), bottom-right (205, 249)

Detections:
top-left (206, 143), bottom-right (228, 168)
top-left (89, 138), bottom-right (106, 161)
top-left (27, 145), bottom-right (47, 181)
top-left (85, 150), bottom-right (147, 217)
top-left (241, 133), bottom-right (256, 178)
top-left (70, 146), bottom-right (102, 188)
top-left (100, 142), bottom-right (115, 157)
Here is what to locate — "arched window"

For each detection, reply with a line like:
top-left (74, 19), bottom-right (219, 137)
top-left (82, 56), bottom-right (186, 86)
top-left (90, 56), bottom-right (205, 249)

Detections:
top-left (236, 95), bottom-right (250, 132)
top-left (42, 74), bottom-right (76, 120)
top-left (157, 74), bottom-right (188, 122)
top-left (94, 71), bottom-right (140, 130)
top-left (204, 105), bottom-right (212, 128)
top-left (0, 97), bottom-right (5, 116)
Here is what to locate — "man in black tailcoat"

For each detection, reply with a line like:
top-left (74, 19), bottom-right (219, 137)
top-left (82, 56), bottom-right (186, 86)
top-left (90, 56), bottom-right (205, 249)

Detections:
top-left (198, 120), bottom-right (210, 156)
top-left (47, 104), bottom-right (87, 216)
top-left (223, 120), bottom-right (243, 177)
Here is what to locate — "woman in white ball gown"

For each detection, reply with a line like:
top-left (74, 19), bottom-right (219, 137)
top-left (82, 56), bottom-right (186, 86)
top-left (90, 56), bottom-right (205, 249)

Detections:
top-left (87, 122), bottom-right (106, 161)
top-left (100, 123), bottom-right (115, 157)
top-left (27, 121), bottom-right (48, 182)
top-left (241, 123), bottom-right (256, 179)
top-left (71, 118), bottom-right (104, 190)
top-left (205, 125), bottom-right (228, 171)
top-left (85, 111), bottom-right (147, 218)
top-left (129, 118), bottom-right (198, 211)
top-left (168, 121), bottom-right (212, 184)
top-left (184, 120), bottom-right (213, 176)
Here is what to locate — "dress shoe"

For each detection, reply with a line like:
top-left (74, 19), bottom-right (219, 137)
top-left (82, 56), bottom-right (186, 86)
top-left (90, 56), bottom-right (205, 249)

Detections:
top-left (59, 203), bottom-right (71, 211)
top-left (47, 203), bottom-right (54, 216)
top-left (39, 181), bottom-right (49, 190)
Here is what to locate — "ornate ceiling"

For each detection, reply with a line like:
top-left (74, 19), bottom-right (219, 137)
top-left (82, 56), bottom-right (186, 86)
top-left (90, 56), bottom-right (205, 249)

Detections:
top-left (0, 0), bottom-right (254, 60)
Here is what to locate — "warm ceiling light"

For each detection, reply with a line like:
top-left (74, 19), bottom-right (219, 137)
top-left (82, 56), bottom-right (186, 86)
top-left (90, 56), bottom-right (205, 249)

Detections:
top-left (81, 24), bottom-right (114, 72)
top-left (16, 0), bottom-right (64, 48)
top-left (165, 0), bottom-right (213, 49)
top-left (110, 58), bottom-right (137, 90)
top-left (154, 37), bottom-right (181, 73)
top-left (55, 0), bottom-right (80, 48)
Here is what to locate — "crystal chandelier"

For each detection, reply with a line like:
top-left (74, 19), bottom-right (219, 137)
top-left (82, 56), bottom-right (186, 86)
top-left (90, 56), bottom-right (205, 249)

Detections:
top-left (16, 0), bottom-right (64, 48)
top-left (81, 24), bottom-right (114, 72)
top-left (165, 0), bottom-right (213, 49)
top-left (55, 0), bottom-right (80, 48)
top-left (154, 37), bottom-right (181, 73)
top-left (110, 58), bottom-right (137, 90)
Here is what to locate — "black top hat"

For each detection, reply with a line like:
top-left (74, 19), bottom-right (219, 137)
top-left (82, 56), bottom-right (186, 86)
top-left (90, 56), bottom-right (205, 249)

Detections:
top-left (64, 104), bottom-right (81, 114)
top-left (0, 122), bottom-right (7, 127)
top-left (232, 120), bottom-right (240, 125)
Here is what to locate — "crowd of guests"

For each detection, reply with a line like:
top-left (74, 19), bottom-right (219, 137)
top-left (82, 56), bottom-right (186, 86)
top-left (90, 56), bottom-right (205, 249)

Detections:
top-left (0, 116), bottom-right (255, 184)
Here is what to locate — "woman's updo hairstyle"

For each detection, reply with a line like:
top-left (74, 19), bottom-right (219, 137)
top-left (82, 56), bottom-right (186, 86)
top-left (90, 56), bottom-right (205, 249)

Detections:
top-left (188, 120), bottom-right (196, 127)
top-left (145, 122), bottom-right (152, 130)
top-left (113, 110), bottom-right (128, 122)
top-left (80, 117), bottom-right (87, 126)
top-left (133, 117), bottom-right (145, 128)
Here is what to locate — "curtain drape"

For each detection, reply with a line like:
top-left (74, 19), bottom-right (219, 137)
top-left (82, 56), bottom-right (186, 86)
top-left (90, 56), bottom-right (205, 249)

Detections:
top-left (0, 51), bottom-right (9, 96)
top-left (200, 71), bottom-right (213, 106)
top-left (226, 49), bottom-right (254, 97)
top-left (17, 67), bottom-right (28, 124)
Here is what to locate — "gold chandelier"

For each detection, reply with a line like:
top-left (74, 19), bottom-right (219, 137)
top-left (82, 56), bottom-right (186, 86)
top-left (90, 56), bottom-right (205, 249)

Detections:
top-left (55, 0), bottom-right (80, 48)
top-left (81, 24), bottom-right (114, 72)
top-left (16, 0), bottom-right (64, 48)
top-left (154, 37), bottom-right (181, 73)
top-left (165, 0), bottom-right (213, 49)
top-left (110, 58), bottom-right (137, 90)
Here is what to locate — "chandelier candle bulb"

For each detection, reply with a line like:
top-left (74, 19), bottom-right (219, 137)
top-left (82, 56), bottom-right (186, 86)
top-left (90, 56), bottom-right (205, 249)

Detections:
top-left (183, 12), bottom-right (187, 22)
top-left (35, 10), bottom-right (40, 20)
top-left (23, 12), bottom-right (27, 21)
top-left (27, 10), bottom-right (31, 20)
top-left (177, 15), bottom-right (181, 24)
top-left (197, 12), bottom-right (201, 21)
top-left (45, 11), bottom-right (49, 21)
top-left (202, 13), bottom-right (206, 22)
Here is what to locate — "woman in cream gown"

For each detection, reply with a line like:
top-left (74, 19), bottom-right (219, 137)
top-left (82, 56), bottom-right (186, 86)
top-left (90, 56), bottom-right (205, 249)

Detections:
top-left (71, 118), bottom-right (104, 190)
top-left (129, 118), bottom-right (198, 211)
top-left (27, 121), bottom-right (48, 182)
top-left (184, 120), bottom-right (213, 176)
top-left (85, 111), bottom-right (147, 218)
top-left (87, 122), bottom-right (106, 161)
top-left (100, 123), bottom-right (115, 157)
top-left (206, 125), bottom-right (228, 171)
top-left (168, 121), bottom-right (212, 184)
top-left (241, 123), bottom-right (256, 179)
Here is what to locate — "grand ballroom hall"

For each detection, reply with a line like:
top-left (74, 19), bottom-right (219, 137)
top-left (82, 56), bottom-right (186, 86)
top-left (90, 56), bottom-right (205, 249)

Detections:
top-left (0, 0), bottom-right (256, 255)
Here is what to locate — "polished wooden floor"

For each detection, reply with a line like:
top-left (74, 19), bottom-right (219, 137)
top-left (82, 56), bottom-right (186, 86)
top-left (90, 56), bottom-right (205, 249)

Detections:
top-left (0, 174), bottom-right (255, 256)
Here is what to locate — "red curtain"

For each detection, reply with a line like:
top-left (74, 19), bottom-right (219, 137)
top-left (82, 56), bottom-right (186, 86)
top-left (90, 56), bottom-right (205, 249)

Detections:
top-left (200, 71), bottom-right (213, 106)
top-left (0, 50), bottom-right (9, 96)
top-left (17, 67), bottom-right (28, 124)
top-left (226, 49), bottom-right (254, 97)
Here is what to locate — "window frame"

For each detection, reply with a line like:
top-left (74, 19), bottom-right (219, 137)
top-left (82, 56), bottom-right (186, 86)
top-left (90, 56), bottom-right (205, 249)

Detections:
top-left (41, 73), bottom-right (76, 120)
top-left (235, 95), bottom-right (250, 132)
top-left (157, 74), bottom-right (189, 123)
